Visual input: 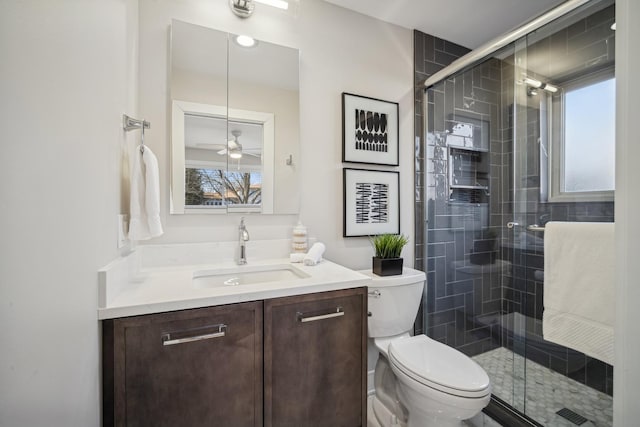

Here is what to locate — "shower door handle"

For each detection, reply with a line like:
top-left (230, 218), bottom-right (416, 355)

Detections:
top-left (506, 222), bottom-right (520, 229)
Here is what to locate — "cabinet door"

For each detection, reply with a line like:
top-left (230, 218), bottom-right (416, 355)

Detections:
top-left (264, 288), bottom-right (367, 427)
top-left (103, 302), bottom-right (263, 427)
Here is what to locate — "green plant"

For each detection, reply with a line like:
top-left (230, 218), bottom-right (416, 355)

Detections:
top-left (371, 234), bottom-right (409, 259)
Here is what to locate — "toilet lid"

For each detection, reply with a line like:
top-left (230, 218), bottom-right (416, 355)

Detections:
top-left (388, 335), bottom-right (491, 398)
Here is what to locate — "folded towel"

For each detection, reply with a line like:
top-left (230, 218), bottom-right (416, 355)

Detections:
top-left (290, 253), bottom-right (305, 263)
top-left (542, 221), bottom-right (614, 365)
top-left (303, 242), bottom-right (325, 266)
top-left (129, 146), bottom-right (163, 241)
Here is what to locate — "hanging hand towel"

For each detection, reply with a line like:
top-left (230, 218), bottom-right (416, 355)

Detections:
top-left (129, 147), bottom-right (163, 240)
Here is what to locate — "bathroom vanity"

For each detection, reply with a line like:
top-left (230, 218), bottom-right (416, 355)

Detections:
top-left (99, 241), bottom-right (368, 427)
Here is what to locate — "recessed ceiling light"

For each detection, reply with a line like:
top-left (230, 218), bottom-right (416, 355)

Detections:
top-left (235, 34), bottom-right (257, 48)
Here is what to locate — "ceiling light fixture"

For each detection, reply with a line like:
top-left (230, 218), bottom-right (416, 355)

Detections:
top-left (523, 77), bottom-right (542, 88)
top-left (229, 0), bottom-right (254, 18)
top-left (523, 76), bottom-right (558, 93)
top-left (235, 34), bottom-right (257, 48)
top-left (229, 0), bottom-right (289, 18)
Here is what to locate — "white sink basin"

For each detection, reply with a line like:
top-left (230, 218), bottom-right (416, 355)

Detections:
top-left (193, 264), bottom-right (310, 288)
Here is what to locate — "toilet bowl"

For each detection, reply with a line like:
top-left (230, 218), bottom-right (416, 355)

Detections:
top-left (389, 335), bottom-right (491, 427)
top-left (362, 268), bottom-right (491, 427)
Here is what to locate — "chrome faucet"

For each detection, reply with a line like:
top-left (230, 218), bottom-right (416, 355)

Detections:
top-left (236, 217), bottom-right (250, 265)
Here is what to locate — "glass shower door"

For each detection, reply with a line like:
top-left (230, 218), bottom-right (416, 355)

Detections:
top-left (419, 1), bottom-right (615, 425)
top-left (506, 35), bottom-right (530, 416)
top-left (510, 1), bottom-right (615, 424)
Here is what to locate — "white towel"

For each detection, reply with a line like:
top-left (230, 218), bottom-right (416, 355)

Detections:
top-left (303, 242), bottom-right (325, 266)
top-left (542, 221), bottom-right (614, 365)
top-left (289, 253), bottom-right (305, 263)
top-left (128, 146), bottom-right (163, 241)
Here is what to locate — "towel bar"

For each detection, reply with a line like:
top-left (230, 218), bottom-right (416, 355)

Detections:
top-left (527, 224), bottom-right (545, 232)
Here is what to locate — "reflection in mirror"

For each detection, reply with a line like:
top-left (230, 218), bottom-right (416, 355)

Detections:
top-left (169, 19), bottom-right (300, 214)
top-left (185, 117), bottom-right (263, 210)
top-left (171, 100), bottom-right (274, 213)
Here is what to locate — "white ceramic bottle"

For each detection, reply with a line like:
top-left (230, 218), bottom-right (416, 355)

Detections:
top-left (292, 221), bottom-right (308, 253)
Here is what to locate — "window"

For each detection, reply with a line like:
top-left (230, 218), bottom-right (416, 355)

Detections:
top-left (185, 166), bottom-right (262, 210)
top-left (547, 68), bottom-right (615, 202)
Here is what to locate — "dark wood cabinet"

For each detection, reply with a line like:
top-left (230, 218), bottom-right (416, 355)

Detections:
top-left (103, 288), bottom-right (366, 427)
top-left (103, 302), bottom-right (263, 427)
top-left (264, 288), bottom-right (367, 427)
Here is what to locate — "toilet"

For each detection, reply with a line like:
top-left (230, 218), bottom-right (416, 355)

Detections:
top-left (362, 268), bottom-right (491, 427)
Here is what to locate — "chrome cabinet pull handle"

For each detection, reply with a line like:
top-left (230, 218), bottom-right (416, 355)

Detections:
top-left (297, 307), bottom-right (344, 323)
top-left (161, 324), bottom-right (227, 346)
top-left (368, 290), bottom-right (381, 298)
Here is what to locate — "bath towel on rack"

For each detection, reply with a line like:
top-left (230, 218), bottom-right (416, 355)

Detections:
top-left (129, 146), bottom-right (163, 240)
top-left (542, 221), bottom-right (614, 366)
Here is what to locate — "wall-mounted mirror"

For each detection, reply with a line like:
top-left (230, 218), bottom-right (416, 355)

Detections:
top-left (170, 20), bottom-right (300, 214)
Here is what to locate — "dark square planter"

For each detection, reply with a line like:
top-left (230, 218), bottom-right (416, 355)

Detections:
top-left (372, 257), bottom-right (403, 276)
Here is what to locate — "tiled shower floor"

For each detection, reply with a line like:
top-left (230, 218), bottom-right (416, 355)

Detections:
top-left (473, 347), bottom-right (613, 426)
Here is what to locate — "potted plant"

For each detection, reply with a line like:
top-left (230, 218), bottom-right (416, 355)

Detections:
top-left (371, 234), bottom-right (409, 276)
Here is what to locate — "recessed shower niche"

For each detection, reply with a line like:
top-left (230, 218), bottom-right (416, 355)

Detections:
top-left (444, 119), bottom-right (490, 231)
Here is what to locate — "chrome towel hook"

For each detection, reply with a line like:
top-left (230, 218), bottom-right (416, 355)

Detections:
top-left (123, 114), bottom-right (150, 131)
top-left (123, 114), bottom-right (150, 153)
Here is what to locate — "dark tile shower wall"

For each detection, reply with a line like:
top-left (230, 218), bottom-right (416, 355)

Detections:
top-left (413, 32), bottom-right (470, 335)
top-left (414, 31), bottom-right (505, 356)
top-left (414, 2), bottom-right (615, 398)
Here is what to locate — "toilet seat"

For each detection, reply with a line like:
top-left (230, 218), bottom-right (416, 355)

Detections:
top-left (388, 335), bottom-right (491, 399)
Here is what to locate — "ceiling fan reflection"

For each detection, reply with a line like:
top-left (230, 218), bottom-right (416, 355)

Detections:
top-left (196, 129), bottom-right (261, 159)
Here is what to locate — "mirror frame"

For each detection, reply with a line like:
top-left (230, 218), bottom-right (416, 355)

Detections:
top-left (170, 100), bottom-right (275, 214)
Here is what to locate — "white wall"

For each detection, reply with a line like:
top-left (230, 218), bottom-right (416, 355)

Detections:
top-left (138, 0), bottom-right (414, 270)
top-left (0, 1), bottom-right (137, 426)
top-left (614, 0), bottom-right (640, 424)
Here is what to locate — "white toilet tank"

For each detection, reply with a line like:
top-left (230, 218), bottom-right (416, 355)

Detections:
top-left (360, 268), bottom-right (426, 339)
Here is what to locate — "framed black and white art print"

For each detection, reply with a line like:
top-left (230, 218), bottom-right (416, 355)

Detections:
top-left (342, 93), bottom-right (399, 166)
top-left (343, 168), bottom-right (400, 237)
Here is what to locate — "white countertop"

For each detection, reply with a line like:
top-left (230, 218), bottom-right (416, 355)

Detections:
top-left (98, 241), bottom-right (370, 320)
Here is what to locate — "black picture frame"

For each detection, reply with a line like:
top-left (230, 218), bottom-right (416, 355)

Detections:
top-left (343, 168), bottom-right (400, 237)
top-left (342, 93), bottom-right (399, 166)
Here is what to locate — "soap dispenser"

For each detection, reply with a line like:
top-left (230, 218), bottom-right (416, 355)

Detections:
top-left (292, 221), bottom-right (308, 253)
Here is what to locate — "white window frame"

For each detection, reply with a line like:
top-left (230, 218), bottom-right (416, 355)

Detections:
top-left (547, 67), bottom-right (615, 203)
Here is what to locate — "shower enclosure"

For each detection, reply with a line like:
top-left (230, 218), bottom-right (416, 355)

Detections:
top-left (415, 0), bottom-right (615, 425)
